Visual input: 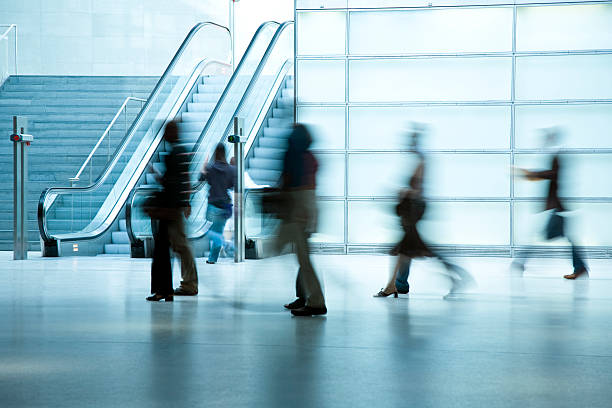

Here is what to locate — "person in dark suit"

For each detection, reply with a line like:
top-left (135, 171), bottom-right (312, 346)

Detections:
top-left (146, 121), bottom-right (197, 301)
top-left (515, 128), bottom-right (588, 280)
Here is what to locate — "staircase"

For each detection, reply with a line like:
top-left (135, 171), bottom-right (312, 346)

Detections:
top-left (103, 75), bottom-right (229, 255)
top-left (0, 75), bottom-right (157, 251)
top-left (247, 76), bottom-right (294, 185)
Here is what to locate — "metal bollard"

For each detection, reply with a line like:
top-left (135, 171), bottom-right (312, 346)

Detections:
top-left (10, 116), bottom-right (33, 260)
top-left (228, 117), bottom-right (245, 263)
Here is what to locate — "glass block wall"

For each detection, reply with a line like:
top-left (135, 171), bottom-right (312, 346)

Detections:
top-left (294, 0), bottom-right (612, 256)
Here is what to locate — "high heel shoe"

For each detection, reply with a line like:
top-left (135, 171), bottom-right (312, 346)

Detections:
top-left (146, 293), bottom-right (174, 302)
top-left (373, 289), bottom-right (398, 298)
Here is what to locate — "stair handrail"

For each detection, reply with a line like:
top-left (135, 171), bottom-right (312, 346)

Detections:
top-left (69, 96), bottom-right (147, 186)
top-left (38, 21), bottom-right (231, 245)
top-left (0, 24), bottom-right (17, 86)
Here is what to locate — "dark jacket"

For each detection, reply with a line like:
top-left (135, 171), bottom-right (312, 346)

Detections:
top-left (530, 155), bottom-right (564, 212)
top-left (161, 143), bottom-right (191, 208)
top-left (282, 126), bottom-right (317, 190)
top-left (200, 161), bottom-right (236, 208)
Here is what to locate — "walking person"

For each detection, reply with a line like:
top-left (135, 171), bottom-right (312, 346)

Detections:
top-left (146, 121), bottom-right (195, 300)
top-left (514, 128), bottom-right (588, 279)
top-left (374, 126), bottom-right (474, 298)
top-left (148, 120), bottom-right (199, 296)
top-left (199, 143), bottom-right (236, 264)
top-left (277, 124), bottom-right (327, 316)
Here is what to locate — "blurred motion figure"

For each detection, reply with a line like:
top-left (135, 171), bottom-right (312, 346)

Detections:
top-left (374, 124), bottom-right (474, 298)
top-left (146, 121), bottom-right (197, 300)
top-left (276, 124), bottom-right (327, 316)
top-left (514, 128), bottom-right (588, 280)
top-left (199, 143), bottom-right (236, 264)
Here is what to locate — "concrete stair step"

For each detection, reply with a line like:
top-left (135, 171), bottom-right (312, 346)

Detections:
top-left (277, 97), bottom-right (293, 108)
top-left (248, 168), bottom-right (281, 185)
top-left (258, 137), bottom-right (287, 149)
top-left (103, 243), bottom-right (131, 254)
top-left (0, 91), bottom-right (151, 99)
top-left (248, 157), bottom-right (283, 171)
top-left (253, 147), bottom-right (285, 160)
top-left (187, 102), bottom-right (215, 112)
top-left (182, 112), bottom-right (212, 122)
top-left (273, 108), bottom-right (293, 118)
top-left (111, 231), bottom-right (130, 244)
top-left (9, 76), bottom-right (159, 85)
top-left (193, 93), bottom-right (223, 103)
top-left (268, 117), bottom-right (292, 128)
top-left (263, 127), bottom-right (290, 139)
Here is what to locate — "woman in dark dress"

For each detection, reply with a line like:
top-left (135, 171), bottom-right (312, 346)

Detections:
top-left (374, 127), bottom-right (474, 298)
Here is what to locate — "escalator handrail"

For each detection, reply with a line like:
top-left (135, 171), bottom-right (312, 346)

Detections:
top-left (125, 21), bottom-right (286, 244)
top-left (38, 56), bottom-right (231, 243)
top-left (191, 21), bottom-right (294, 193)
top-left (189, 21), bottom-right (281, 162)
top-left (38, 21), bottom-right (230, 243)
top-left (185, 22), bottom-right (294, 241)
top-left (126, 22), bottom-right (295, 244)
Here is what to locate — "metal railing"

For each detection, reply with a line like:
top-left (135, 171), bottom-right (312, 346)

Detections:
top-left (38, 21), bottom-right (232, 251)
top-left (126, 22), bottom-right (295, 251)
top-left (69, 96), bottom-right (146, 186)
top-left (0, 24), bottom-right (17, 87)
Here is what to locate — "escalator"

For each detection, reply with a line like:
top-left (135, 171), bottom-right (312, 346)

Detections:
top-left (38, 21), bottom-right (293, 257)
top-left (126, 21), bottom-right (294, 258)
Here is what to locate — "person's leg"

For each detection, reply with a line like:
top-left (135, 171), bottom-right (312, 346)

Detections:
top-left (395, 258), bottom-right (411, 294)
top-left (564, 238), bottom-right (588, 279)
top-left (292, 224), bottom-right (325, 309)
top-left (207, 214), bottom-right (227, 263)
top-left (378, 255), bottom-right (403, 295)
top-left (168, 214), bottom-right (198, 294)
top-left (148, 219), bottom-right (173, 301)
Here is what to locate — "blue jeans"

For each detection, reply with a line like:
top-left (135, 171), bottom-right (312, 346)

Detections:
top-left (206, 204), bottom-right (231, 263)
top-left (395, 258), bottom-right (411, 292)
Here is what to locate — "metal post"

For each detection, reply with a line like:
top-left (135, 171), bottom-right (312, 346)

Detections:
top-left (10, 116), bottom-right (32, 260)
top-left (229, 117), bottom-right (245, 262)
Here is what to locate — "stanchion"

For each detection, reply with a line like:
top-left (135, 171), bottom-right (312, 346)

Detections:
top-left (10, 116), bottom-right (33, 260)
top-left (228, 117), bottom-right (245, 263)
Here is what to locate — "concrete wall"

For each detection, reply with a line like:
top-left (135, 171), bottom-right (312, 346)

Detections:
top-left (0, 0), bottom-right (229, 75)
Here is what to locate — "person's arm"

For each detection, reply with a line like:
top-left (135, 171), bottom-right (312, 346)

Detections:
top-left (521, 157), bottom-right (558, 181)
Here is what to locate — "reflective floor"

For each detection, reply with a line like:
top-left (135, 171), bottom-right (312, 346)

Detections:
top-left (1, 252), bottom-right (611, 407)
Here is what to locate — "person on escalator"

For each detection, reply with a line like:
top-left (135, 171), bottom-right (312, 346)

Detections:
top-left (146, 120), bottom-right (198, 300)
top-left (199, 143), bottom-right (236, 264)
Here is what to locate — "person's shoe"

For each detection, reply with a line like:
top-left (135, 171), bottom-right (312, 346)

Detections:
top-left (146, 293), bottom-right (174, 302)
top-left (284, 298), bottom-right (306, 310)
top-left (373, 289), bottom-right (398, 298)
top-left (206, 260), bottom-right (216, 264)
top-left (564, 268), bottom-right (589, 280)
top-left (291, 306), bottom-right (327, 316)
top-left (173, 287), bottom-right (198, 296)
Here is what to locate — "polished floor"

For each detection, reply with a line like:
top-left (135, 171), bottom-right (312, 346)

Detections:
top-left (1, 252), bottom-right (611, 407)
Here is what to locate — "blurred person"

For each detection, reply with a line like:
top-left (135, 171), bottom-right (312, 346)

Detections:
top-left (146, 121), bottom-right (196, 300)
top-left (277, 124), bottom-right (327, 316)
top-left (199, 143), bottom-right (236, 264)
top-left (374, 125), bottom-right (474, 298)
top-left (514, 128), bottom-right (588, 280)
